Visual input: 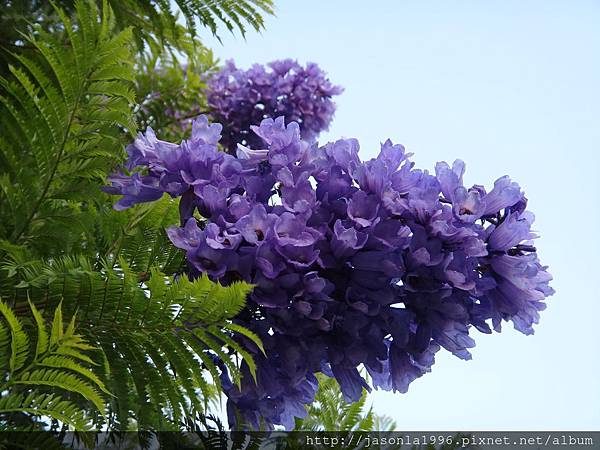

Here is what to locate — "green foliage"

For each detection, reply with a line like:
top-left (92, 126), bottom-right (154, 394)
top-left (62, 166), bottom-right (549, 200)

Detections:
top-left (0, 201), bottom-right (256, 430)
top-left (295, 374), bottom-right (396, 432)
top-left (0, 299), bottom-right (107, 430)
top-left (97, 197), bottom-right (186, 275)
top-left (0, 0), bottom-right (136, 257)
top-left (0, 0), bottom-right (261, 433)
top-left (135, 47), bottom-right (219, 142)
top-left (173, 0), bottom-right (275, 38)
top-left (0, 0), bottom-right (274, 70)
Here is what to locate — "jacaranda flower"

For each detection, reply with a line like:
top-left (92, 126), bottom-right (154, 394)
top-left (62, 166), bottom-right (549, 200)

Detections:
top-left (106, 115), bottom-right (554, 430)
top-left (207, 60), bottom-right (343, 154)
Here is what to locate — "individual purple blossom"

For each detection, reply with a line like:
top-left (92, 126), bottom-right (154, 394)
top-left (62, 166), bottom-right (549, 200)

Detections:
top-left (207, 60), bottom-right (343, 153)
top-left (331, 220), bottom-right (368, 259)
top-left (103, 116), bottom-right (242, 221)
top-left (106, 114), bottom-right (554, 430)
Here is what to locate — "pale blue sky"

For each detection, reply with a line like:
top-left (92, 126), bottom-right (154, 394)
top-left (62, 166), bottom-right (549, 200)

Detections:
top-left (199, 0), bottom-right (600, 430)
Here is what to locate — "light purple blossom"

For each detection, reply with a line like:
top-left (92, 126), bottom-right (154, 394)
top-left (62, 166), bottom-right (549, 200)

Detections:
top-left (106, 115), bottom-right (554, 430)
top-left (207, 60), bottom-right (343, 153)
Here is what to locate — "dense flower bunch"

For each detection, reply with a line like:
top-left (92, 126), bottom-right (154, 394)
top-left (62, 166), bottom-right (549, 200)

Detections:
top-left (105, 115), bottom-right (553, 430)
top-left (206, 60), bottom-right (343, 154)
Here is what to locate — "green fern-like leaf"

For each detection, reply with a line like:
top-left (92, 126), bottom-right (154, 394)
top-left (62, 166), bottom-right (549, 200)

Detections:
top-left (1, 252), bottom-right (257, 431)
top-left (0, 299), bottom-right (108, 430)
top-left (0, 0), bottom-right (136, 257)
top-left (295, 373), bottom-right (397, 432)
top-left (104, 197), bottom-right (186, 275)
top-left (0, 0), bottom-right (274, 71)
top-left (0, 301), bottom-right (29, 373)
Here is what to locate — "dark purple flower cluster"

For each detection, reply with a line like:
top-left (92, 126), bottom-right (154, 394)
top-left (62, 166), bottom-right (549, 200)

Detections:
top-left (105, 115), bottom-right (553, 430)
top-left (207, 60), bottom-right (343, 154)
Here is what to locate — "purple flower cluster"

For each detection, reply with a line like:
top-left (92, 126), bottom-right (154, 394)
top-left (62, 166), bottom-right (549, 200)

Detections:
top-left (105, 115), bottom-right (553, 430)
top-left (207, 60), bottom-right (343, 154)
